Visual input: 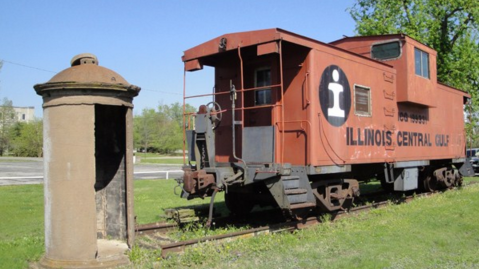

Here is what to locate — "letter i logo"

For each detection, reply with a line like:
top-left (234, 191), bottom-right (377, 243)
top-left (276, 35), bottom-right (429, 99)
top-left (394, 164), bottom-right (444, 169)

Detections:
top-left (319, 65), bottom-right (351, 127)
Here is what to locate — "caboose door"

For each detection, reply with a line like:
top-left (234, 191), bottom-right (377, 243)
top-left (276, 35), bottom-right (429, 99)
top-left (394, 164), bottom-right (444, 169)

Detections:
top-left (240, 63), bottom-right (278, 164)
top-left (244, 66), bottom-right (273, 127)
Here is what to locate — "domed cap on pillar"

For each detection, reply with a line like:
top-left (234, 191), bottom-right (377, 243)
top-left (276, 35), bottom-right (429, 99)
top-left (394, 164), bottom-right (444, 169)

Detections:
top-left (33, 53), bottom-right (141, 97)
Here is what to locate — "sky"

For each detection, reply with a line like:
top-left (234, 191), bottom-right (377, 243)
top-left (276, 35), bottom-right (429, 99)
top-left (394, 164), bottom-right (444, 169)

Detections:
top-left (0, 0), bottom-right (357, 118)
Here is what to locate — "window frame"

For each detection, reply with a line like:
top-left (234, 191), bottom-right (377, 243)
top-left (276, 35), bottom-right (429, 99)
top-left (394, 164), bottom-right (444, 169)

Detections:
top-left (354, 84), bottom-right (372, 117)
top-left (371, 39), bottom-right (403, 61)
top-left (254, 67), bottom-right (272, 106)
top-left (414, 47), bottom-right (430, 79)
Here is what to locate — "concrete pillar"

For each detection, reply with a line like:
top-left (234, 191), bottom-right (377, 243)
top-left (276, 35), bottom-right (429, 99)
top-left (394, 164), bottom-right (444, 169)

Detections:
top-left (33, 53), bottom-right (140, 268)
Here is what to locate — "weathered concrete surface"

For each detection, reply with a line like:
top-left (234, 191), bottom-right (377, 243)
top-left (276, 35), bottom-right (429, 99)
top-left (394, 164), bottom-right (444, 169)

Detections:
top-left (37, 239), bottom-right (130, 269)
top-left (42, 105), bottom-right (98, 262)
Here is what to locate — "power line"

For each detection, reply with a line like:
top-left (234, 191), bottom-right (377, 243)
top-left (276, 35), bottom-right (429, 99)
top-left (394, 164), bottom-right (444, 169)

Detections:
top-left (0, 59), bottom-right (183, 96)
top-left (0, 59), bottom-right (58, 74)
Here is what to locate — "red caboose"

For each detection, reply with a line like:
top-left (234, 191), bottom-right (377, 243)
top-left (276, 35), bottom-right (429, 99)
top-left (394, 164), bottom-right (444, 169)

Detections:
top-left (180, 28), bottom-right (473, 218)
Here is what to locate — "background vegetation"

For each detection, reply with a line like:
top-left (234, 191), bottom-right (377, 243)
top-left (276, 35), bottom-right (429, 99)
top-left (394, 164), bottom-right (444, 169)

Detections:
top-left (133, 102), bottom-right (196, 154)
top-left (0, 98), bottom-right (43, 157)
top-left (0, 101), bottom-right (196, 157)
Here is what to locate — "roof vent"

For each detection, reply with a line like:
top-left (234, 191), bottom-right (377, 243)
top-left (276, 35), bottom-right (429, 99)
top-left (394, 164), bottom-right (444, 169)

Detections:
top-left (70, 53), bottom-right (99, 66)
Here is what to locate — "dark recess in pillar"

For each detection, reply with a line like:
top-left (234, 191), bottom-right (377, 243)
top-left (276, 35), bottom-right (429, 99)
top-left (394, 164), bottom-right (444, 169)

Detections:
top-left (94, 104), bottom-right (127, 240)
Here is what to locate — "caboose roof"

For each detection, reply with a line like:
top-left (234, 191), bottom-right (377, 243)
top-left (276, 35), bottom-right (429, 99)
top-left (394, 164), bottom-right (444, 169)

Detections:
top-left (182, 28), bottom-right (392, 68)
top-left (330, 33), bottom-right (437, 52)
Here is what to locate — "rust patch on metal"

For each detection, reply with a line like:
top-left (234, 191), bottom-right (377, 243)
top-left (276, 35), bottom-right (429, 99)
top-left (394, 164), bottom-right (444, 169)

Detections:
top-left (183, 169), bottom-right (215, 195)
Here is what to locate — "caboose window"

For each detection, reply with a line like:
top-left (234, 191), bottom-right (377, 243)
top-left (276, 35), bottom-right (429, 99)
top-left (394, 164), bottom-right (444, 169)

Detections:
top-left (415, 48), bottom-right (430, 79)
top-left (255, 68), bottom-right (271, 105)
top-left (354, 85), bottom-right (371, 117)
top-left (371, 40), bottom-right (401, 60)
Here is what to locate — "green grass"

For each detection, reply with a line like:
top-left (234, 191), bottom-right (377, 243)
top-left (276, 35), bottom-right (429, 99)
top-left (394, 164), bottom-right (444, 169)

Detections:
top-left (0, 184), bottom-right (44, 269)
top-left (136, 153), bottom-right (168, 158)
top-left (135, 153), bottom-right (186, 165)
top-left (138, 158), bottom-right (186, 165)
top-left (2, 178), bottom-right (479, 268)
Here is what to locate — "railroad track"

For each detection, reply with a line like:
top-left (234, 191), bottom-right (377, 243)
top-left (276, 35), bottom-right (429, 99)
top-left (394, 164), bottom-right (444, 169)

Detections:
top-left (135, 222), bottom-right (178, 235)
top-left (135, 182), bottom-right (477, 258)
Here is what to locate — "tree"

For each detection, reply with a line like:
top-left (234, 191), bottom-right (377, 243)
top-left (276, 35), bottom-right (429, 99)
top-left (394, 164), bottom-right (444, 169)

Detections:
top-left (133, 102), bottom-right (196, 154)
top-left (134, 108), bottom-right (160, 153)
top-left (10, 119), bottom-right (43, 157)
top-left (164, 102), bottom-right (196, 125)
top-left (157, 102), bottom-right (196, 154)
top-left (0, 98), bottom-right (17, 155)
top-left (349, 0), bottom-right (479, 143)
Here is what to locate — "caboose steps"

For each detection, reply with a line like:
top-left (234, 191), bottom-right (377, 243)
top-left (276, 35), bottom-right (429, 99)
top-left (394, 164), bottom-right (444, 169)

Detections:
top-left (290, 202), bottom-right (316, 210)
top-left (286, 190), bottom-right (308, 204)
top-left (284, 189), bottom-right (308, 195)
top-left (282, 175), bottom-right (309, 205)
top-left (277, 175), bottom-right (317, 214)
top-left (282, 175), bottom-right (301, 189)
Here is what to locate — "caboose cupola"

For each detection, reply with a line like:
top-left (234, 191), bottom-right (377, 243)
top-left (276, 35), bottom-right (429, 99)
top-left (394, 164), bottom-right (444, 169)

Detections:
top-left (331, 34), bottom-right (438, 107)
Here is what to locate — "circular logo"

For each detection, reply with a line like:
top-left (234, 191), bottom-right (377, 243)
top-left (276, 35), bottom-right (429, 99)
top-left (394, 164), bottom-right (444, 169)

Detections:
top-left (319, 65), bottom-right (351, 127)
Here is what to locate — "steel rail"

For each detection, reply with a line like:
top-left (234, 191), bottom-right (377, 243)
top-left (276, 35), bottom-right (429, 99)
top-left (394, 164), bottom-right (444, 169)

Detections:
top-left (135, 222), bottom-right (178, 235)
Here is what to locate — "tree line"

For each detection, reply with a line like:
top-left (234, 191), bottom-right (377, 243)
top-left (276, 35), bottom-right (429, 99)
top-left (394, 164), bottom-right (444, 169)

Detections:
top-left (133, 102), bottom-right (196, 154)
top-left (0, 99), bottom-right (197, 157)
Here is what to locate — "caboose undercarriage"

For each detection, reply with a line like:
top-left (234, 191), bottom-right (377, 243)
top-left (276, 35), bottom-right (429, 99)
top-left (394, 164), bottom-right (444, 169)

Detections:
top-left (182, 158), bottom-right (468, 219)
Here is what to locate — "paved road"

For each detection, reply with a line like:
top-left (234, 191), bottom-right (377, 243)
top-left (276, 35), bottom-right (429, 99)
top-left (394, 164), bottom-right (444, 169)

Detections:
top-left (0, 157), bottom-right (183, 186)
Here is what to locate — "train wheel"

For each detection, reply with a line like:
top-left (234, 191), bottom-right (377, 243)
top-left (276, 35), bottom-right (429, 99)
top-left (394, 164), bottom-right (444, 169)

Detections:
top-left (422, 174), bottom-right (438, 192)
top-left (224, 191), bottom-right (255, 216)
top-left (456, 173), bottom-right (463, 187)
top-left (311, 179), bottom-right (359, 212)
top-left (432, 166), bottom-right (463, 189)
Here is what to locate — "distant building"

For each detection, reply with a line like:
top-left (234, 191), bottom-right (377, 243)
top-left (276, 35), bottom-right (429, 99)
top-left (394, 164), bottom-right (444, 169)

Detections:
top-left (13, 106), bottom-right (35, 122)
